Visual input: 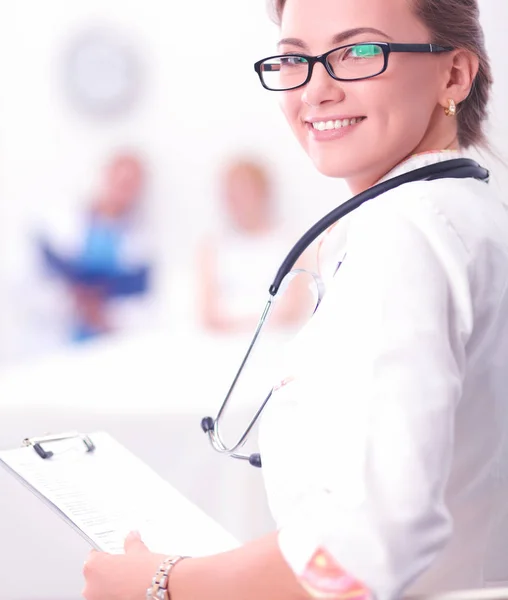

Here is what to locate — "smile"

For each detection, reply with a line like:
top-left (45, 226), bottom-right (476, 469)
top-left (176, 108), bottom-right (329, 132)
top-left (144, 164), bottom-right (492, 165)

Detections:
top-left (310, 117), bottom-right (366, 131)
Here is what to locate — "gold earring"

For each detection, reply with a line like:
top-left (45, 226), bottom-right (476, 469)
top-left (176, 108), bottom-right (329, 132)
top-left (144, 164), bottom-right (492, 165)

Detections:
top-left (444, 99), bottom-right (457, 117)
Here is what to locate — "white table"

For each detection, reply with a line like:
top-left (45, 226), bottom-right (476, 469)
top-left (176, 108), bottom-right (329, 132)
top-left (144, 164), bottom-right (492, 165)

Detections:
top-left (0, 329), bottom-right (282, 600)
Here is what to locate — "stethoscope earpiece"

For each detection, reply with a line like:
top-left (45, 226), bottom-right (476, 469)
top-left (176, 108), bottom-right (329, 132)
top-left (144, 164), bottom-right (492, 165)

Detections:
top-left (201, 417), bottom-right (214, 433)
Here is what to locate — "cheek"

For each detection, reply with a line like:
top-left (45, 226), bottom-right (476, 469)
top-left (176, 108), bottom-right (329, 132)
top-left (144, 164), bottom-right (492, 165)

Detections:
top-left (279, 92), bottom-right (303, 133)
top-left (363, 69), bottom-right (437, 135)
top-left (382, 61), bottom-right (438, 115)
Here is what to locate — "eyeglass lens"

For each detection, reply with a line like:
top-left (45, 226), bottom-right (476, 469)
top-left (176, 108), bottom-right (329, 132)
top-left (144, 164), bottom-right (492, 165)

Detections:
top-left (260, 43), bottom-right (385, 90)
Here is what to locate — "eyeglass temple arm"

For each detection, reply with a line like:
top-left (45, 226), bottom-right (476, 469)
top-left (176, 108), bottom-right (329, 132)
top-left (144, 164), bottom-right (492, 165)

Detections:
top-left (389, 43), bottom-right (453, 53)
top-left (262, 64), bottom-right (281, 72)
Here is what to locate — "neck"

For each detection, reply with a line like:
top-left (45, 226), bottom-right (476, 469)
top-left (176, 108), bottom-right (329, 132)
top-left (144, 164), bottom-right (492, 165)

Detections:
top-left (346, 134), bottom-right (460, 196)
top-left (346, 142), bottom-right (460, 195)
top-left (232, 217), bottom-right (272, 234)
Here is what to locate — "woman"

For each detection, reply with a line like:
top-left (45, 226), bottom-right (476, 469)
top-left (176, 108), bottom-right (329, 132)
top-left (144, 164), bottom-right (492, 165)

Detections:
top-left (82, 0), bottom-right (508, 598)
top-left (197, 156), bottom-right (310, 333)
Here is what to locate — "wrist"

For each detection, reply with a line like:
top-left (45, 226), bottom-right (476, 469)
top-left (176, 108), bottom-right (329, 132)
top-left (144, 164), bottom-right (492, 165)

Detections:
top-left (146, 555), bottom-right (189, 600)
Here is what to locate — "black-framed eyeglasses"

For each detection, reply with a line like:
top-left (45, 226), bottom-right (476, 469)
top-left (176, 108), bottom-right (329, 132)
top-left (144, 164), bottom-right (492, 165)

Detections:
top-left (253, 42), bottom-right (454, 91)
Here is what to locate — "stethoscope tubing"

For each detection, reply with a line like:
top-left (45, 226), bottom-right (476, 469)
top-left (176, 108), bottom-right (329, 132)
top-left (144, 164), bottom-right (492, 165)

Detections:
top-left (201, 158), bottom-right (490, 466)
top-left (270, 159), bottom-right (489, 295)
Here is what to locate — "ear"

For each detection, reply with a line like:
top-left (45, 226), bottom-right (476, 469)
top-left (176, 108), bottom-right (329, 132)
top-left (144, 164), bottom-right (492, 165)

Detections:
top-left (440, 49), bottom-right (480, 107)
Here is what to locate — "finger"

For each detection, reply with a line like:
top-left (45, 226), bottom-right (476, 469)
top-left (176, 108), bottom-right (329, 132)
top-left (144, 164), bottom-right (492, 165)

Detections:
top-left (124, 530), bottom-right (149, 554)
top-left (83, 548), bottom-right (108, 575)
top-left (83, 557), bottom-right (92, 577)
top-left (83, 548), bottom-right (98, 568)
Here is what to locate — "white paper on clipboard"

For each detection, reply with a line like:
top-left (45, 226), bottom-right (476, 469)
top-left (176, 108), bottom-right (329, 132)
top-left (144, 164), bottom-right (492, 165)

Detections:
top-left (0, 431), bottom-right (239, 556)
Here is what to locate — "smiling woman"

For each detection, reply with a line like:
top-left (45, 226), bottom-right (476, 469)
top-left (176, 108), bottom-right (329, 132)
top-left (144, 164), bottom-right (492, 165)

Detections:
top-left (81, 2), bottom-right (508, 600)
top-left (269, 0), bottom-right (490, 190)
top-left (271, 0), bottom-right (492, 148)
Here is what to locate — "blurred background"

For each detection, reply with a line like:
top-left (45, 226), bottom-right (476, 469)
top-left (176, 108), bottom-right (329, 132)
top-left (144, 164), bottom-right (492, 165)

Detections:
top-left (0, 1), bottom-right (506, 598)
top-left (0, 0), bottom-right (346, 360)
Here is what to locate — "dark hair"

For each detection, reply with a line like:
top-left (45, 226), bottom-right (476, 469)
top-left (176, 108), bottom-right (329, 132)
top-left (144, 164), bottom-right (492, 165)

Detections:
top-left (270, 0), bottom-right (493, 149)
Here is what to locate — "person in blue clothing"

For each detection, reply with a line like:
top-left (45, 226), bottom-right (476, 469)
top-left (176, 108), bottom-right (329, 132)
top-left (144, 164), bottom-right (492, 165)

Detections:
top-left (40, 152), bottom-right (151, 343)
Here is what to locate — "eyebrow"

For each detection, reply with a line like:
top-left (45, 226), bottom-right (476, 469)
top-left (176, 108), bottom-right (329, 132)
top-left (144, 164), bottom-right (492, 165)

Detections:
top-left (277, 27), bottom-right (393, 50)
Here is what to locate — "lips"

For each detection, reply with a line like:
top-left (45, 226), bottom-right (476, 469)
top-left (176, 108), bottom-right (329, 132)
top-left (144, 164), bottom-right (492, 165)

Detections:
top-left (304, 115), bottom-right (366, 142)
top-left (307, 117), bottom-right (367, 131)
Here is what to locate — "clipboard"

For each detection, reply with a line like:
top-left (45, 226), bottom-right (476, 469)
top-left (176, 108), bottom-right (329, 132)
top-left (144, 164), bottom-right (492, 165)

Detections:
top-left (0, 431), bottom-right (239, 556)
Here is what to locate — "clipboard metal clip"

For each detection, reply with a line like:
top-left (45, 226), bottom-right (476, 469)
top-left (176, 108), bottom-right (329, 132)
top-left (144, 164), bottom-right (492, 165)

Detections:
top-left (22, 431), bottom-right (96, 459)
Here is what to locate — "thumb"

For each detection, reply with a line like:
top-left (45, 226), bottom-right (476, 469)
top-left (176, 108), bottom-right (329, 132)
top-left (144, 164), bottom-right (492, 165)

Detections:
top-left (124, 530), bottom-right (149, 554)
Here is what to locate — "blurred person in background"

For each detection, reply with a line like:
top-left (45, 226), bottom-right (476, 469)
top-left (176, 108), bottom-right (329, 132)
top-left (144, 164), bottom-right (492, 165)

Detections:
top-left (196, 156), bottom-right (311, 334)
top-left (39, 152), bottom-right (153, 343)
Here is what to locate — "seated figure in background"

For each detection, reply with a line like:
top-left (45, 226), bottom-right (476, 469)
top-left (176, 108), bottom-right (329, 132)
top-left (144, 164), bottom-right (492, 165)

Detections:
top-left (39, 152), bottom-right (152, 343)
top-left (196, 156), bottom-right (311, 334)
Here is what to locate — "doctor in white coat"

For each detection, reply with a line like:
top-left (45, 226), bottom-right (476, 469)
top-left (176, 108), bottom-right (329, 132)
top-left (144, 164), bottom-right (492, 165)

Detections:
top-left (82, 0), bottom-right (508, 599)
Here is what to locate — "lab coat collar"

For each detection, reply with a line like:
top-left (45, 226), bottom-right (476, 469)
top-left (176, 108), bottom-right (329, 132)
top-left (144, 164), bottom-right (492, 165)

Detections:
top-left (378, 149), bottom-right (463, 184)
top-left (316, 150), bottom-right (464, 286)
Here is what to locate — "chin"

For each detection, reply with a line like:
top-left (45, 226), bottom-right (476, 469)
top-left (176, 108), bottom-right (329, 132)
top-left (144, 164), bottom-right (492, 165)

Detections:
top-left (308, 151), bottom-right (360, 180)
top-left (307, 143), bottom-right (404, 190)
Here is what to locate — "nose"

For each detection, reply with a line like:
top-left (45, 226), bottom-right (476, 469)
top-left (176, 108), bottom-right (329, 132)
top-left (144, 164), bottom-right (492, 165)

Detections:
top-left (301, 62), bottom-right (346, 107)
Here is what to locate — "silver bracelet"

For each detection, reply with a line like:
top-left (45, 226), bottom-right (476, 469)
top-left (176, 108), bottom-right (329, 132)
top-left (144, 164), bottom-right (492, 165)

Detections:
top-left (146, 555), bottom-right (189, 600)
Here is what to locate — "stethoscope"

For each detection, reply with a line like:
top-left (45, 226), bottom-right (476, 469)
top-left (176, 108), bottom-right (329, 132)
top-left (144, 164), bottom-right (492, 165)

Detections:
top-left (201, 158), bottom-right (490, 468)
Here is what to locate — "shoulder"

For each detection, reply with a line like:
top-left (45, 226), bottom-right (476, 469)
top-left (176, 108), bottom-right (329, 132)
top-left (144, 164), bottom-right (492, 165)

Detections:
top-left (348, 177), bottom-right (505, 261)
top-left (322, 181), bottom-right (478, 338)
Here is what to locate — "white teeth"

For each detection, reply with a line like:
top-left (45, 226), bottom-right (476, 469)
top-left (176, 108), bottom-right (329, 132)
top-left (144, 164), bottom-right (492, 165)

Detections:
top-left (312, 117), bottom-right (364, 131)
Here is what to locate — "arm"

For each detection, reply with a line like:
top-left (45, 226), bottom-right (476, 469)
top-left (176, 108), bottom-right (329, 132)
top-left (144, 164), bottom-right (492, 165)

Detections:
top-left (196, 236), bottom-right (236, 332)
top-left (181, 198), bottom-right (472, 599)
top-left (196, 236), bottom-right (263, 333)
top-left (170, 533), bottom-right (311, 600)
top-left (270, 196), bottom-right (473, 599)
top-left (196, 234), bottom-right (307, 333)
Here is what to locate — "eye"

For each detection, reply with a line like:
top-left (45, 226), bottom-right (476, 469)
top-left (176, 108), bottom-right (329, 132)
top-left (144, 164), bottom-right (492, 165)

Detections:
top-left (345, 44), bottom-right (383, 59)
top-left (280, 55), bottom-right (308, 67)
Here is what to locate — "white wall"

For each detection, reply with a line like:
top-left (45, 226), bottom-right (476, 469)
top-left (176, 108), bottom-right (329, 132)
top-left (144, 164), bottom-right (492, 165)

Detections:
top-left (0, 0), bottom-right (507, 362)
top-left (0, 0), bottom-right (345, 362)
top-left (474, 0), bottom-right (508, 194)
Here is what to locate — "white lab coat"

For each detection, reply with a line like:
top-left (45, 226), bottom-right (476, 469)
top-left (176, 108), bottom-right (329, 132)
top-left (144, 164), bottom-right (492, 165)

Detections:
top-left (258, 151), bottom-right (508, 600)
